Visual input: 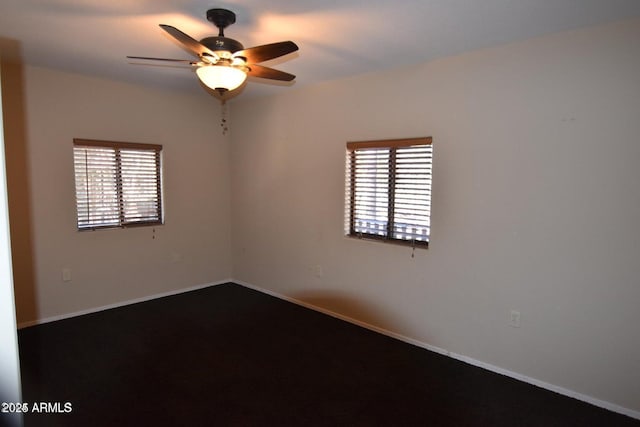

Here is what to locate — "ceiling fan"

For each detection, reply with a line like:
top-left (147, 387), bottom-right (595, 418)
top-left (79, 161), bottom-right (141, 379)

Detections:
top-left (127, 8), bottom-right (299, 96)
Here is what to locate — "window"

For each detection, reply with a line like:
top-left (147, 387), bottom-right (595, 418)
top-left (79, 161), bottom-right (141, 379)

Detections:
top-left (345, 137), bottom-right (432, 247)
top-left (73, 139), bottom-right (163, 230)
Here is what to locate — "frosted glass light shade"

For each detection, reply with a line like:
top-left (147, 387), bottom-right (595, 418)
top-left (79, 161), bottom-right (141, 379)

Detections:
top-left (196, 66), bottom-right (247, 92)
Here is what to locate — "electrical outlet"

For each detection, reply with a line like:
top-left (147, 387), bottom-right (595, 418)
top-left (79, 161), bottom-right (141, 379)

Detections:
top-left (509, 310), bottom-right (521, 328)
top-left (62, 268), bottom-right (72, 282)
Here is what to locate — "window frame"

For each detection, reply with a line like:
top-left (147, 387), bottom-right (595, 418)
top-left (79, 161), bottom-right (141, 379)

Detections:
top-left (73, 138), bottom-right (164, 231)
top-left (345, 137), bottom-right (433, 248)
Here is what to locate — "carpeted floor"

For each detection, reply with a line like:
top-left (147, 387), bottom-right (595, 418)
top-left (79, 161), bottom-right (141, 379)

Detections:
top-left (15, 283), bottom-right (639, 426)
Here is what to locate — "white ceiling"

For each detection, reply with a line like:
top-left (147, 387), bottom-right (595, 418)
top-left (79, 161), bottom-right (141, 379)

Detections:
top-left (2, 0), bottom-right (640, 99)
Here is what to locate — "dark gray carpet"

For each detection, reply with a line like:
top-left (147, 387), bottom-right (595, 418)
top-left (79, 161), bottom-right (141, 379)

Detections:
top-left (15, 283), bottom-right (639, 426)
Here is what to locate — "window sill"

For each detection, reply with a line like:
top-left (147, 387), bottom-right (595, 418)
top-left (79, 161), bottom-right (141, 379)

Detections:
top-left (344, 234), bottom-right (429, 249)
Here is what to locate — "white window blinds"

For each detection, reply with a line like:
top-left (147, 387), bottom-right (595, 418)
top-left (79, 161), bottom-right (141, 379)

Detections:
top-left (345, 137), bottom-right (432, 247)
top-left (73, 139), bottom-right (163, 230)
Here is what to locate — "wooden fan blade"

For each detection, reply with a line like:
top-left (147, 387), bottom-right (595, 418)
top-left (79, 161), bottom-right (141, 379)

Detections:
top-left (127, 56), bottom-right (198, 65)
top-left (247, 64), bottom-right (296, 81)
top-left (160, 24), bottom-right (219, 60)
top-left (233, 41), bottom-right (298, 64)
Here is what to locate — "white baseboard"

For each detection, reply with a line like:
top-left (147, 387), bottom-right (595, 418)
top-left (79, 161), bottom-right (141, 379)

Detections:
top-left (17, 280), bottom-right (231, 329)
top-left (234, 280), bottom-right (640, 421)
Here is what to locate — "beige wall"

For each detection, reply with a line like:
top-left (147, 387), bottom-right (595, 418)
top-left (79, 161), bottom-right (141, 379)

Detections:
top-left (230, 19), bottom-right (640, 413)
top-left (7, 66), bottom-right (232, 324)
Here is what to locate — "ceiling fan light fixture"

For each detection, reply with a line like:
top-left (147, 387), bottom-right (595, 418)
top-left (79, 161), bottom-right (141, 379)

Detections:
top-left (196, 65), bottom-right (247, 92)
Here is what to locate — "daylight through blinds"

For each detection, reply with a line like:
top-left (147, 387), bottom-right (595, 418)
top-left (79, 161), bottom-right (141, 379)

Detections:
top-left (345, 137), bottom-right (432, 246)
top-left (73, 139), bottom-right (163, 230)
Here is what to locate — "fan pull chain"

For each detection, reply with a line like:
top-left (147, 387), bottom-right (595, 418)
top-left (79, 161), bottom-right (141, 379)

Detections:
top-left (220, 101), bottom-right (229, 135)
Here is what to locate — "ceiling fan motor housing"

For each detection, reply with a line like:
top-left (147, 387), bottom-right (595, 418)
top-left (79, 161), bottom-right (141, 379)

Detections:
top-left (200, 37), bottom-right (244, 54)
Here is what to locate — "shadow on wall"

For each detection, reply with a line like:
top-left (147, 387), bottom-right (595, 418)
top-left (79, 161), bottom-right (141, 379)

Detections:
top-left (1, 37), bottom-right (38, 325)
top-left (288, 289), bottom-right (409, 339)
